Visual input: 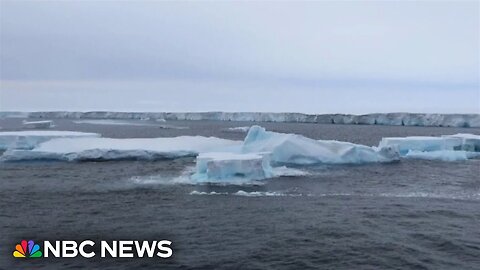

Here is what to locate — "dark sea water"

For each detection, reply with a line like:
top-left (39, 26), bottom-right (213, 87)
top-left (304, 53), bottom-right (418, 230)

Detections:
top-left (1, 118), bottom-right (479, 269)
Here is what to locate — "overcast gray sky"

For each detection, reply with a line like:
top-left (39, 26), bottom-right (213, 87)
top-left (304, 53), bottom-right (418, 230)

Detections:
top-left (1, 1), bottom-right (479, 113)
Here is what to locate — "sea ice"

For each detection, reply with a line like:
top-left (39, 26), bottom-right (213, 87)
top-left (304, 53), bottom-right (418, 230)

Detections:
top-left (0, 130), bottom-right (101, 150)
top-left (442, 133), bottom-right (480, 152)
top-left (404, 150), bottom-right (480, 161)
top-left (1, 136), bottom-right (241, 161)
top-left (223, 126), bottom-right (251, 133)
top-left (241, 126), bottom-right (399, 164)
top-left (378, 136), bottom-right (462, 155)
top-left (192, 152), bottom-right (273, 182)
top-left (22, 120), bottom-right (54, 129)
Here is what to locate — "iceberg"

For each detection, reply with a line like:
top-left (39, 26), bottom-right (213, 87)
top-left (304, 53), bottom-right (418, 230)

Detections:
top-left (0, 130), bottom-right (101, 150)
top-left (222, 126), bottom-right (251, 133)
top-left (22, 120), bottom-right (54, 129)
top-left (241, 126), bottom-right (399, 165)
top-left (189, 126), bottom-right (398, 183)
top-left (1, 136), bottom-right (241, 162)
top-left (442, 133), bottom-right (480, 152)
top-left (378, 136), bottom-right (462, 156)
top-left (192, 152), bottom-right (273, 182)
top-left (405, 150), bottom-right (480, 161)
top-left (379, 134), bottom-right (480, 156)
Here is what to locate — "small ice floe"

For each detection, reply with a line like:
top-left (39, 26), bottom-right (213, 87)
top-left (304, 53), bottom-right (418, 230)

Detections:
top-left (188, 190), bottom-right (300, 197)
top-left (73, 119), bottom-right (154, 126)
top-left (189, 191), bottom-right (228, 195)
top-left (158, 124), bottom-right (189, 130)
top-left (222, 126), bottom-right (251, 133)
top-left (192, 152), bottom-right (273, 183)
top-left (233, 190), bottom-right (287, 197)
top-left (22, 120), bottom-right (54, 129)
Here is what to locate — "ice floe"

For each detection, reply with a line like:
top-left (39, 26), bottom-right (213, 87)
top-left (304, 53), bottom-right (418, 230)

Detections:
top-left (404, 150), bottom-right (480, 161)
top-left (0, 130), bottom-right (101, 150)
top-left (192, 152), bottom-right (272, 182)
top-left (22, 120), bottom-right (54, 129)
top-left (241, 126), bottom-right (399, 165)
top-left (1, 136), bottom-right (240, 161)
top-left (379, 133), bottom-right (480, 159)
top-left (222, 126), bottom-right (251, 133)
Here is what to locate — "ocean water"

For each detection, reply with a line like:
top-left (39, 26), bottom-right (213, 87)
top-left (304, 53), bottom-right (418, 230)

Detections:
top-left (1, 118), bottom-right (480, 269)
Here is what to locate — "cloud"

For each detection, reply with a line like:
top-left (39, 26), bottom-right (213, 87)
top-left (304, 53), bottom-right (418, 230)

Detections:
top-left (0, 1), bottom-right (478, 113)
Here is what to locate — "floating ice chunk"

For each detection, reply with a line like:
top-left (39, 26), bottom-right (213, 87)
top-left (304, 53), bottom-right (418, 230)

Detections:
top-left (404, 150), bottom-right (480, 161)
top-left (223, 126), bottom-right (251, 133)
top-left (0, 130), bottom-right (101, 150)
top-left (233, 190), bottom-right (287, 197)
top-left (158, 124), bottom-right (189, 130)
top-left (73, 119), bottom-right (154, 126)
top-left (378, 136), bottom-right (462, 156)
top-left (1, 136), bottom-right (241, 161)
top-left (242, 126), bottom-right (399, 164)
top-left (192, 152), bottom-right (273, 182)
top-left (189, 191), bottom-right (228, 195)
top-left (442, 133), bottom-right (480, 152)
top-left (22, 120), bottom-right (54, 129)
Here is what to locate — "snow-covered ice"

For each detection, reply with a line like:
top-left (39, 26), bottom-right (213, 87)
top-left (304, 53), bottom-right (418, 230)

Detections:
top-left (189, 126), bottom-right (398, 182)
top-left (0, 130), bottom-right (101, 150)
top-left (379, 134), bottom-right (480, 157)
top-left (241, 126), bottom-right (399, 165)
top-left (22, 120), bottom-right (54, 129)
top-left (192, 152), bottom-right (273, 182)
top-left (73, 119), bottom-right (154, 126)
top-left (223, 126), bottom-right (251, 133)
top-left (1, 136), bottom-right (241, 161)
top-left (404, 150), bottom-right (480, 161)
top-left (442, 134), bottom-right (480, 152)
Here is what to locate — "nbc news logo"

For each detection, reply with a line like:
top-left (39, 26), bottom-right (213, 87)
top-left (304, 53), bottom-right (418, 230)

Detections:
top-left (13, 239), bottom-right (173, 258)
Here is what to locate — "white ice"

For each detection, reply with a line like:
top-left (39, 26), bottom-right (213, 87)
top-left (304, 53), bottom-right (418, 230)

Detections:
top-left (0, 130), bottom-right (101, 150)
top-left (192, 152), bottom-right (272, 182)
top-left (73, 119), bottom-right (154, 126)
top-left (223, 126), bottom-right (251, 133)
top-left (241, 126), bottom-right (399, 165)
top-left (189, 125), bottom-right (398, 183)
top-left (1, 136), bottom-right (241, 161)
top-left (378, 136), bottom-right (462, 155)
top-left (404, 150), bottom-right (480, 161)
top-left (442, 133), bottom-right (480, 152)
top-left (22, 120), bottom-right (54, 129)
top-left (379, 134), bottom-right (480, 158)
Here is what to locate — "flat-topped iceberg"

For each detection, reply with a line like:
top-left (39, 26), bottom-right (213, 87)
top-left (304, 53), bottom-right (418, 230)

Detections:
top-left (442, 134), bottom-right (480, 152)
top-left (192, 152), bottom-right (272, 182)
top-left (189, 126), bottom-right (399, 183)
top-left (0, 130), bottom-right (101, 150)
top-left (1, 136), bottom-right (240, 161)
top-left (405, 150), bottom-right (480, 161)
top-left (379, 133), bottom-right (480, 156)
top-left (378, 136), bottom-right (461, 155)
top-left (241, 126), bottom-right (399, 165)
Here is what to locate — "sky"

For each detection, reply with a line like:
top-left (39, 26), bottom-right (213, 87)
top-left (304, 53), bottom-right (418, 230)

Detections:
top-left (0, 1), bottom-right (479, 114)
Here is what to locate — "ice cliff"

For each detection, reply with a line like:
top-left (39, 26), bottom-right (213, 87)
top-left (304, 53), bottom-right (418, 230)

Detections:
top-left (21, 111), bottom-right (480, 128)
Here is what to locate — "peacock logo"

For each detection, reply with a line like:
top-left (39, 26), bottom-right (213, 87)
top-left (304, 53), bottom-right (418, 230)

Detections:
top-left (13, 240), bottom-right (42, 258)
